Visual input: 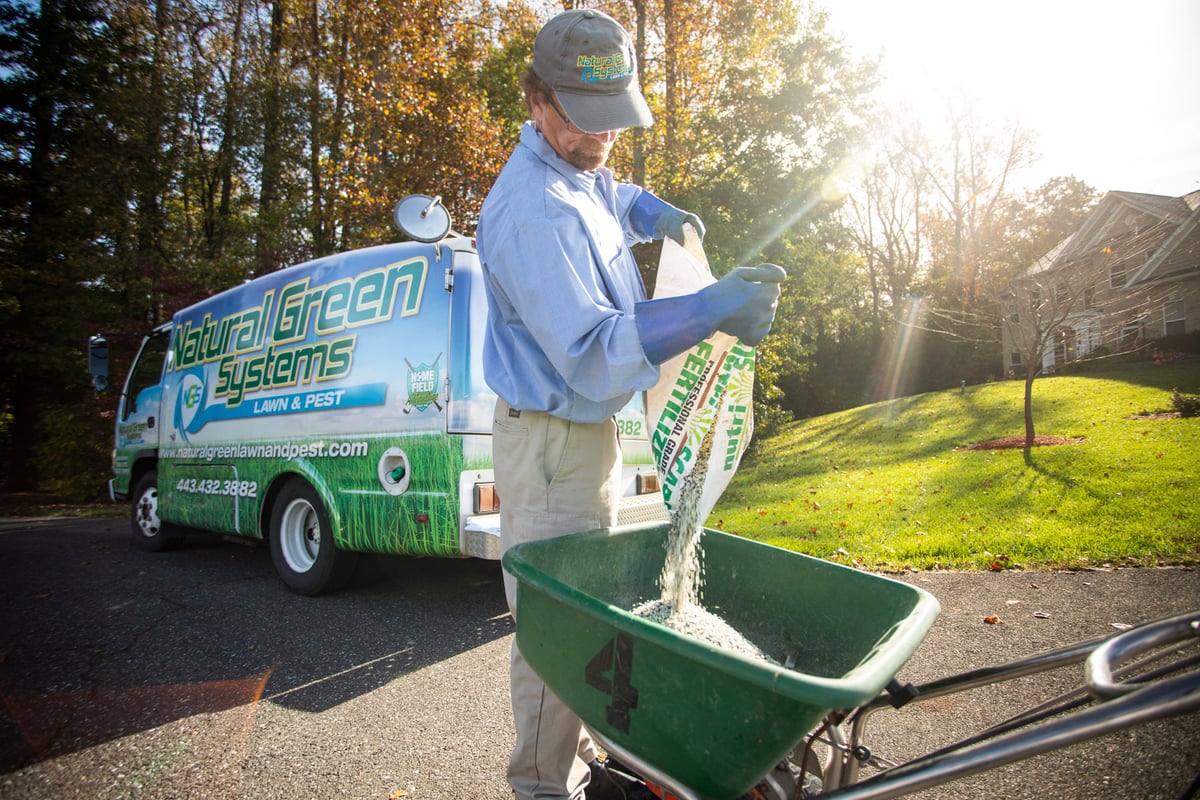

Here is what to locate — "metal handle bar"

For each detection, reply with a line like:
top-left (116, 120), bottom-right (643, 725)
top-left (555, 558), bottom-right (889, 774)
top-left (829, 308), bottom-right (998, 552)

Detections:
top-left (818, 667), bottom-right (1200, 800)
top-left (1086, 609), bottom-right (1200, 700)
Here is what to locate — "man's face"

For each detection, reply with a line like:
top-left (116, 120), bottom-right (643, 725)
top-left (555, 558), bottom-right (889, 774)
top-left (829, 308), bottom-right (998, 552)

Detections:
top-left (531, 92), bottom-right (621, 172)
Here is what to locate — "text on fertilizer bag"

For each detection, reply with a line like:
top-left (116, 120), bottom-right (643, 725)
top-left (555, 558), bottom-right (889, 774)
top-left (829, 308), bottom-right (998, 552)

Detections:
top-left (651, 341), bottom-right (754, 499)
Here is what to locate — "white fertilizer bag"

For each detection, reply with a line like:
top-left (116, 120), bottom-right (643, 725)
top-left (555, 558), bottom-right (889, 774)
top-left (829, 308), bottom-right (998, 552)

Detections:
top-left (646, 227), bottom-right (756, 522)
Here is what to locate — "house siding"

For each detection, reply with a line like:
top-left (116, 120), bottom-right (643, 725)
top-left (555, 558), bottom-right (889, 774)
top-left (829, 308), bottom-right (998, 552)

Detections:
top-left (1001, 191), bottom-right (1200, 375)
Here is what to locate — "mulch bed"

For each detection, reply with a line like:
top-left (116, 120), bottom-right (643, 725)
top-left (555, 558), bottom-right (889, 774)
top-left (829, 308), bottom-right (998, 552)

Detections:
top-left (956, 435), bottom-right (1086, 451)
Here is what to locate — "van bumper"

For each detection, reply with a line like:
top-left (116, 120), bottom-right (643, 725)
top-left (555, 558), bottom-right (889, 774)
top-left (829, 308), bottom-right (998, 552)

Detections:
top-left (462, 515), bottom-right (502, 559)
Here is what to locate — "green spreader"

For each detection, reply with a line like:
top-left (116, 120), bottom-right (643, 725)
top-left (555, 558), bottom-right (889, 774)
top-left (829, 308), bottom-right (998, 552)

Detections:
top-left (502, 522), bottom-right (940, 800)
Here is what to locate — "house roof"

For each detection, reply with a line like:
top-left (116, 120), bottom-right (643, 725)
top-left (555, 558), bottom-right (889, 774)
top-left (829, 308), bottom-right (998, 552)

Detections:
top-left (1032, 189), bottom-right (1200, 287)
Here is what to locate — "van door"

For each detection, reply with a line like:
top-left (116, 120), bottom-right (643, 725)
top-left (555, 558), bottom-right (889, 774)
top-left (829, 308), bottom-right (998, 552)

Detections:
top-left (114, 328), bottom-right (170, 494)
top-left (445, 251), bottom-right (497, 434)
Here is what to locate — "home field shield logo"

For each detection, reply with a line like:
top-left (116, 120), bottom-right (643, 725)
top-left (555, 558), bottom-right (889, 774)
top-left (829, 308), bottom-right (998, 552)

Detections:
top-left (403, 354), bottom-right (442, 413)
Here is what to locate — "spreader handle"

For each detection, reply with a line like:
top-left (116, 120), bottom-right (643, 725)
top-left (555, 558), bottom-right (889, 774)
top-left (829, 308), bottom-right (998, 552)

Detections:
top-left (1085, 610), bottom-right (1200, 700)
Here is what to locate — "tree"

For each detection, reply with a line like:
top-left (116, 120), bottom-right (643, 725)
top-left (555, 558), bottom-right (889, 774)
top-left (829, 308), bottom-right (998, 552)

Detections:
top-left (608, 0), bottom-right (878, 428)
top-left (1000, 239), bottom-right (1097, 446)
top-left (913, 106), bottom-right (1038, 388)
top-left (0, 0), bottom-right (879, 489)
top-left (0, 0), bottom-right (134, 491)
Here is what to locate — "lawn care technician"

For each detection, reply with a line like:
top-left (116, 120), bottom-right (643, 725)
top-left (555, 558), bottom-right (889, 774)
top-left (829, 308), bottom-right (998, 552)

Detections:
top-left (476, 9), bottom-right (786, 799)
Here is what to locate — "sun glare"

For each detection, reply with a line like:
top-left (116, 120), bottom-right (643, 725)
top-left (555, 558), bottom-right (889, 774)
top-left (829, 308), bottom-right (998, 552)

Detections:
top-left (826, 0), bottom-right (1200, 196)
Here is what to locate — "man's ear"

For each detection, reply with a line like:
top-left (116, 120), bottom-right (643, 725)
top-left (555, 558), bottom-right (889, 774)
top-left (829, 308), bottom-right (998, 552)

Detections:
top-left (529, 94), bottom-right (546, 131)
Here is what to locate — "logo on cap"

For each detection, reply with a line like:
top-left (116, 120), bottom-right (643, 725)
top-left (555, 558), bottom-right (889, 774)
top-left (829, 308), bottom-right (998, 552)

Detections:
top-left (577, 53), bottom-right (632, 83)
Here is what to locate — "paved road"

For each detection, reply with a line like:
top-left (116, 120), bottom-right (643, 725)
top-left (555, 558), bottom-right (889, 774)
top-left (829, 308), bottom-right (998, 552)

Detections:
top-left (0, 517), bottom-right (1196, 800)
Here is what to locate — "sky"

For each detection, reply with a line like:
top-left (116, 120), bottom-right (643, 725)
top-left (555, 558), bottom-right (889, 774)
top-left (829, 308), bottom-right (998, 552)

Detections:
top-left (823, 0), bottom-right (1200, 198)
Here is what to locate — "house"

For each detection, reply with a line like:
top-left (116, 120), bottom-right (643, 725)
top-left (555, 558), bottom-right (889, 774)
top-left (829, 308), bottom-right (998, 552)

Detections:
top-left (1002, 189), bottom-right (1200, 375)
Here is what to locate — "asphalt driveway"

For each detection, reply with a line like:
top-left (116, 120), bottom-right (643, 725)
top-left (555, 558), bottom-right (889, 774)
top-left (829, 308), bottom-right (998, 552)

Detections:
top-left (0, 517), bottom-right (1196, 799)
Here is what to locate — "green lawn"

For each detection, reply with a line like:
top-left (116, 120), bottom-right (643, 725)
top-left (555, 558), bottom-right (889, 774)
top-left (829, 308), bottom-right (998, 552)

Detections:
top-left (711, 362), bottom-right (1200, 571)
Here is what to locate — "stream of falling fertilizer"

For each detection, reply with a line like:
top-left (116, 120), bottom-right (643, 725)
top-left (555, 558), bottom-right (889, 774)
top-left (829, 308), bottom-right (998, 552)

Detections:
top-left (630, 389), bottom-right (778, 665)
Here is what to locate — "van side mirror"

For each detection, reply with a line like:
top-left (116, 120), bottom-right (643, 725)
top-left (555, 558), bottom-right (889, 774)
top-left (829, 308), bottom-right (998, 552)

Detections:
top-left (89, 335), bottom-right (109, 392)
top-left (393, 194), bottom-right (452, 243)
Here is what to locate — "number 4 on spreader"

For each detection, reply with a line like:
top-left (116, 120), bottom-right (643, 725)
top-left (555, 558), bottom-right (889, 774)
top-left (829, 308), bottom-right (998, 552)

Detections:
top-left (585, 633), bottom-right (639, 733)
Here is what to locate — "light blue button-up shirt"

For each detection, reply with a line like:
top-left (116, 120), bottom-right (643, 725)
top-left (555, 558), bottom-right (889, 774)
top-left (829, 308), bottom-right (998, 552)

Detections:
top-left (476, 122), bottom-right (661, 422)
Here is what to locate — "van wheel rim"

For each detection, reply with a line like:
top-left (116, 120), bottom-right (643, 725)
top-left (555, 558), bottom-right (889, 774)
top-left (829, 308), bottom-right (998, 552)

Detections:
top-left (279, 498), bottom-right (320, 574)
top-left (136, 489), bottom-right (161, 537)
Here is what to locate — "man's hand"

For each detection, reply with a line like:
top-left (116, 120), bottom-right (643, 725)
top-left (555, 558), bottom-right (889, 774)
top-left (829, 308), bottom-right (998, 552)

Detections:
top-left (699, 264), bottom-right (787, 345)
top-left (654, 208), bottom-right (706, 244)
top-left (630, 191), bottom-right (705, 245)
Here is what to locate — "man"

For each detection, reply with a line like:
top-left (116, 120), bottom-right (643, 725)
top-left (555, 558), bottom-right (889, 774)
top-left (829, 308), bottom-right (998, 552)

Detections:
top-left (476, 9), bottom-right (786, 800)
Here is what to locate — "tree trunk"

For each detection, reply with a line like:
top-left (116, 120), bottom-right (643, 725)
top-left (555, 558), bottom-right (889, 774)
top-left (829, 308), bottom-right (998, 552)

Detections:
top-left (257, 0), bottom-right (285, 273)
top-left (1023, 367), bottom-right (1037, 448)
top-left (630, 0), bottom-right (646, 186)
top-left (209, 0), bottom-right (246, 259)
top-left (662, 0), bottom-right (678, 166)
top-left (7, 0), bottom-right (63, 491)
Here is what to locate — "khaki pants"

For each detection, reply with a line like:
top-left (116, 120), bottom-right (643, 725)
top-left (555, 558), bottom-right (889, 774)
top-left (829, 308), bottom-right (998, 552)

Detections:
top-left (494, 398), bottom-right (621, 800)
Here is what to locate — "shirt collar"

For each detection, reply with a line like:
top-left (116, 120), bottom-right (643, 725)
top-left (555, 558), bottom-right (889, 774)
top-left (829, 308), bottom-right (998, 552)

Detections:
top-left (520, 121), bottom-right (611, 193)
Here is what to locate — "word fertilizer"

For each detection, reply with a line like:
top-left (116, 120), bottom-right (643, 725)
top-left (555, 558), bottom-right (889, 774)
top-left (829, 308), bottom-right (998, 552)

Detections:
top-left (644, 228), bottom-right (755, 522)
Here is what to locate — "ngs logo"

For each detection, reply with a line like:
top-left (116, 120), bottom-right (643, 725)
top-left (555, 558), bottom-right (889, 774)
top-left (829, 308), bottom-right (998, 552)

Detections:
top-left (179, 373), bottom-right (206, 434)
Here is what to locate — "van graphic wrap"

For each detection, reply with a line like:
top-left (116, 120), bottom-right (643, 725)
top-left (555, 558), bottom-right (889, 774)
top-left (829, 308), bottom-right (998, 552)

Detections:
top-left (148, 244), bottom-right (465, 555)
top-left (103, 235), bottom-right (662, 589)
top-left (163, 249), bottom-right (438, 444)
top-left (157, 432), bottom-right (461, 555)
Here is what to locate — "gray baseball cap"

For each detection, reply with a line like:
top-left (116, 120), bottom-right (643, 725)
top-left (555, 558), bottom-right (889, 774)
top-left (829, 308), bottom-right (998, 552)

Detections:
top-left (532, 9), bottom-right (653, 133)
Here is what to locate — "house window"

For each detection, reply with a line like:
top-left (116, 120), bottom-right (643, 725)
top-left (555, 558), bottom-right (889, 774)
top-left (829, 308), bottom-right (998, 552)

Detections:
top-left (1084, 287), bottom-right (1097, 309)
top-left (1164, 300), bottom-right (1185, 337)
top-left (1010, 352), bottom-right (1022, 369)
top-left (1055, 284), bottom-right (1069, 306)
top-left (1109, 265), bottom-right (1127, 289)
top-left (1120, 322), bottom-right (1142, 349)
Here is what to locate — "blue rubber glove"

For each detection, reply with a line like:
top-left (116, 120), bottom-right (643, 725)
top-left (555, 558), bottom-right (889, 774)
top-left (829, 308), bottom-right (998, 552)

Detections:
top-left (655, 207), bottom-right (705, 244)
top-left (629, 191), bottom-right (705, 244)
top-left (700, 263), bottom-right (786, 344)
top-left (636, 264), bottom-right (787, 364)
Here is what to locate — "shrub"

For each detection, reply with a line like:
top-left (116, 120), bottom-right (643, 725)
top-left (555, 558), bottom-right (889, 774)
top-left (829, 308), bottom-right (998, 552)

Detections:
top-left (1171, 388), bottom-right (1200, 418)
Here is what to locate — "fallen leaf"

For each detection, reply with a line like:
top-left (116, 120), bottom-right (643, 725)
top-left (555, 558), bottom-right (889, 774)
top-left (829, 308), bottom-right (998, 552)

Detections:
top-left (1033, 611), bottom-right (1051, 619)
top-left (1109, 622), bottom-right (1133, 631)
top-left (983, 614), bottom-right (1002, 625)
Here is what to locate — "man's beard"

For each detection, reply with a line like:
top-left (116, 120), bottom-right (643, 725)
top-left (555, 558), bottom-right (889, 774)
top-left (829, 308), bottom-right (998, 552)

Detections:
top-left (563, 138), bottom-right (613, 172)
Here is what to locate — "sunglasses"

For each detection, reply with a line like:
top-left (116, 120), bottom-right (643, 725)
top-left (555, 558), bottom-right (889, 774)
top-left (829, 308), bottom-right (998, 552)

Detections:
top-left (547, 93), bottom-right (621, 136)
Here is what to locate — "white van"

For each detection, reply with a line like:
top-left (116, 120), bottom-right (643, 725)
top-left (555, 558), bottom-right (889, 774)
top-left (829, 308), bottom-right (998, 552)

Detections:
top-left (90, 196), bottom-right (665, 594)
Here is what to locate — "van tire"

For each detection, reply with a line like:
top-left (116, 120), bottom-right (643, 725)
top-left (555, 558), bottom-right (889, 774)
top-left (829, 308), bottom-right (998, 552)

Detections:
top-left (269, 478), bottom-right (358, 595)
top-left (130, 470), bottom-right (184, 551)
